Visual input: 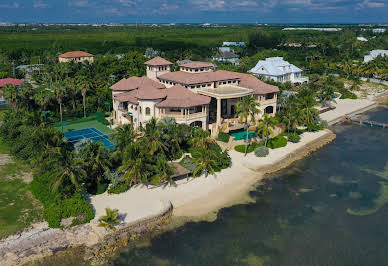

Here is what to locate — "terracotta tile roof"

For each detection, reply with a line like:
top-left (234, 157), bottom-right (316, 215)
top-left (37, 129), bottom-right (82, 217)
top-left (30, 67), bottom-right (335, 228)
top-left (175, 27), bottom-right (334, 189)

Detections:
top-left (156, 85), bottom-right (210, 108)
top-left (179, 62), bottom-right (213, 68)
top-left (112, 77), bottom-right (167, 102)
top-left (114, 90), bottom-right (139, 104)
top-left (110, 76), bottom-right (165, 91)
top-left (144, 56), bottom-right (173, 66)
top-left (0, 78), bottom-right (23, 87)
top-left (59, 51), bottom-right (94, 58)
top-left (158, 70), bottom-right (241, 85)
top-left (217, 71), bottom-right (280, 94)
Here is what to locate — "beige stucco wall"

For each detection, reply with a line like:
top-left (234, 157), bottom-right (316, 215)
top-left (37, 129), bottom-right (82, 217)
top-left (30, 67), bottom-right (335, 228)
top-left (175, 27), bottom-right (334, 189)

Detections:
top-left (59, 56), bottom-right (94, 63)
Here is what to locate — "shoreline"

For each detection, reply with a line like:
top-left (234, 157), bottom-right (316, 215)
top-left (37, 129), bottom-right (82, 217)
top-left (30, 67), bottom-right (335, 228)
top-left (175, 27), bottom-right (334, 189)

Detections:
top-left (0, 96), bottom-right (385, 265)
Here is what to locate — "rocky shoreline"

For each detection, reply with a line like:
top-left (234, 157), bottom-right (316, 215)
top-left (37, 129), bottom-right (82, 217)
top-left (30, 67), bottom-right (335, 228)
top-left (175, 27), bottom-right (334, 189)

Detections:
top-left (0, 200), bottom-right (173, 266)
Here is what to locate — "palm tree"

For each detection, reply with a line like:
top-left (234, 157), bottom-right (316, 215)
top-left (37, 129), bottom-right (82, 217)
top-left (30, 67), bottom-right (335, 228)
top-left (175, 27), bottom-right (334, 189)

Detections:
top-left (52, 151), bottom-right (86, 193)
top-left (113, 124), bottom-right (138, 153)
top-left (79, 141), bottom-right (112, 187)
top-left (190, 127), bottom-right (215, 149)
top-left (2, 84), bottom-right (19, 109)
top-left (33, 87), bottom-right (53, 111)
top-left (77, 77), bottom-right (92, 118)
top-left (52, 81), bottom-right (66, 126)
top-left (98, 208), bottom-right (120, 230)
top-left (192, 148), bottom-right (217, 177)
top-left (257, 114), bottom-right (279, 147)
top-left (118, 144), bottom-right (151, 186)
top-left (140, 118), bottom-right (167, 155)
top-left (150, 157), bottom-right (174, 185)
top-left (319, 86), bottom-right (337, 107)
top-left (64, 77), bottom-right (78, 111)
top-left (235, 96), bottom-right (261, 155)
top-left (297, 88), bottom-right (318, 126)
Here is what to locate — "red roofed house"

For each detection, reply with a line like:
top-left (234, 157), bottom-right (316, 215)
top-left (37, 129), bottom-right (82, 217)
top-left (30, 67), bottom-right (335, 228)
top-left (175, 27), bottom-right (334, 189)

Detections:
top-left (59, 51), bottom-right (94, 63)
top-left (0, 78), bottom-right (23, 103)
top-left (111, 57), bottom-right (279, 135)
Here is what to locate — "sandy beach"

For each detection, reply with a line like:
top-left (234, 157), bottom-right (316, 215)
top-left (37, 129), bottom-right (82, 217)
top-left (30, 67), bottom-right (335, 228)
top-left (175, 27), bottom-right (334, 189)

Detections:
top-left (90, 129), bottom-right (335, 220)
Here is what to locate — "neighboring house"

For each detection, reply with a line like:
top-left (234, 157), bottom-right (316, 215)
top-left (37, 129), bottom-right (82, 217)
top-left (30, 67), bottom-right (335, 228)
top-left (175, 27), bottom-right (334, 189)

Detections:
top-left (372, 28), bottom-right (386, 33)
top-left (16, 64), bottom-right (44, 79)
top-left (212, 51), bottom-right (240, 65)
top-left (0, 78), bottom-right (23, 103)
top-left (144, 48), bottom-right (160, 59)
top-left (222, 42), bottom-right (246, 47)
top-left (364, 50), bottom-right (388, 63)
top-left (58, 51), bottom-right (94, 63)
top-left (357, 37), bottom-right (368, 42)
top-left (249, 57), bottom-right (308, 84)
top-left (218, 47), bottom-right (231, 53)
top-left (111, 56), bottom-right (279, 136)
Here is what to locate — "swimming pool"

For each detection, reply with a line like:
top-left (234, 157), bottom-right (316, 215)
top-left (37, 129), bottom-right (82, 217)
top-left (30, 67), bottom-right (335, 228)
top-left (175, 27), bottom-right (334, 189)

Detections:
top-left (229, 130), bottom-right (257, 141)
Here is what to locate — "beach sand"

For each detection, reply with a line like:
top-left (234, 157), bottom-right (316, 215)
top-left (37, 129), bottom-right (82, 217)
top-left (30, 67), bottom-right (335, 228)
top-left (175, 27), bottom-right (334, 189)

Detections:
top-left (91, 129), bottom-right (335, 221)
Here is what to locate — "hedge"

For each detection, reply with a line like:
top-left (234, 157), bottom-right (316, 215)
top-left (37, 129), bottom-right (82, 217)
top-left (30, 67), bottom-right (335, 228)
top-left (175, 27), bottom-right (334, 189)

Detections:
top-left (287, 134), bottom-right (301, 143)
top-left (217, 132), bottom-right (230, 143)
top-left (234, 142), bottom-right (261, 153)
top-left (267, 135), bottom-right (288, 149)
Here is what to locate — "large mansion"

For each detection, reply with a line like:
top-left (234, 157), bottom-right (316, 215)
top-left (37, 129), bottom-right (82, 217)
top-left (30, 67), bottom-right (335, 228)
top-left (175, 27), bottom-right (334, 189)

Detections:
top-left (111, 57), bottom-right (279, 136)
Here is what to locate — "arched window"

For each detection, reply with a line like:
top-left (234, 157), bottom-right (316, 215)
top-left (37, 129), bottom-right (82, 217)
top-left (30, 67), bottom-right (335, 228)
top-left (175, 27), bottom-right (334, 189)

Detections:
top-left (139, 107), bottom-right (142, 114)
top-left (265, 106), bottom-right (274, 114)
top-left (146, 107), bottom-right (151, 115)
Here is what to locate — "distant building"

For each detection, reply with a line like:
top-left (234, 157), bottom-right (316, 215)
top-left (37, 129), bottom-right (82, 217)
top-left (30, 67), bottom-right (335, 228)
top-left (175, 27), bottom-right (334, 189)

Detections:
top-left (16, 64), bottom-right (44, 79)
top-left (283, 27), bottom-right (342, 32)
top-left (222, 42), bottom-right (246, 47)
top-left (357, 37), bottom-right (368, 42)
top-left (372, 28), bottom-right (386, 33)
top-left (218, 47), bottom-right (232, 53)
top-left (212, 51), bottom-right (240, 65)
top-left (249, 57), bottom-right (308, 84)
top-left (58, 51), bottom-right (94, 63)
top-left (364, 50), bottom-right (388, 63)
top-left (145, 48), bottom-right (161, 59)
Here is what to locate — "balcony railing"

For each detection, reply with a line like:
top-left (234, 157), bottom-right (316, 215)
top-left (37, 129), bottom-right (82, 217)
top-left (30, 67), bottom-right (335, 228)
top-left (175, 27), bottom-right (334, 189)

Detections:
top-left (159, 111), bottom-right (206, 121)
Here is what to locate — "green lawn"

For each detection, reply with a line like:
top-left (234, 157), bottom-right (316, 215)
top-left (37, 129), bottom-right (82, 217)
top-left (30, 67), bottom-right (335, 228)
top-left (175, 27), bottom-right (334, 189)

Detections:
top-left (0, 139), bottom-right (43, 239)
top-left (56, 119), bottom-right (114, 135)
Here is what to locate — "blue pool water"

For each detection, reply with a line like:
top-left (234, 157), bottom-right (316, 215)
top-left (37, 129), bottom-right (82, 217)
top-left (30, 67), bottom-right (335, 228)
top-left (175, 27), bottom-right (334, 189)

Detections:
top-left (64, 128), bottom-right (114, 149)
top-left (230, 130), bottom-right (257, 140)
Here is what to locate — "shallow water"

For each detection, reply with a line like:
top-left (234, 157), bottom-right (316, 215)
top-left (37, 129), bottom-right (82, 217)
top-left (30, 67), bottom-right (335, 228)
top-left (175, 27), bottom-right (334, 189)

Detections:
top-left (111, 108), bottom-right (388, 266)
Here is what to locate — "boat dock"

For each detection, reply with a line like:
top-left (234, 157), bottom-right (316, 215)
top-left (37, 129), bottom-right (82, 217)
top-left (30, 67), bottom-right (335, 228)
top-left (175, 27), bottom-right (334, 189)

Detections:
top-left (346, 116), bottom-right (388, 129)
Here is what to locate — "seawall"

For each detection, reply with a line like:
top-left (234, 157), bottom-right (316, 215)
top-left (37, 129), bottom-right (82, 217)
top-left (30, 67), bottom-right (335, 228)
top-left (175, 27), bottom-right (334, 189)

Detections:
top-left (0, 200), bottom-right (173, 266)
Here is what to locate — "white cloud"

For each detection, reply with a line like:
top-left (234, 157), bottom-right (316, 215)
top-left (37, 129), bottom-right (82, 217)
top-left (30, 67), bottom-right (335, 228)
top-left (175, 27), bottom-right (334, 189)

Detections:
top-left (69, 0), bottom-right (89, 7)
top-left (33, 1), bottom-right (49, 8)
top-left (0, 2), bottom-right (19, 8)
top-left (357, 0), bottom-right (385, 9)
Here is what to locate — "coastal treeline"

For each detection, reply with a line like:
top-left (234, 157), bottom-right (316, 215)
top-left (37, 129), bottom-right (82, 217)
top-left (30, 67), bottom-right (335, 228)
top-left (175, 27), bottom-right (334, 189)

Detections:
top-left (0, 25), bottom-right (387, 80)
top-left (0, 107), bottom-right (230, 227)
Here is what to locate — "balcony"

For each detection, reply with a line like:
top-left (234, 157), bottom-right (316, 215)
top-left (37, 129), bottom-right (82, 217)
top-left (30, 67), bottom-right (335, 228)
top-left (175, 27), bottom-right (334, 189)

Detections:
top-left (159, 111), bottom-right (207, 121)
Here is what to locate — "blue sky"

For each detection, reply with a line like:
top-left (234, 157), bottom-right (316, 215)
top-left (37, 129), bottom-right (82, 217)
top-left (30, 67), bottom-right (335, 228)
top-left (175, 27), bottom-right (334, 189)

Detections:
top-left (0, 0), bottom-right (387, 24)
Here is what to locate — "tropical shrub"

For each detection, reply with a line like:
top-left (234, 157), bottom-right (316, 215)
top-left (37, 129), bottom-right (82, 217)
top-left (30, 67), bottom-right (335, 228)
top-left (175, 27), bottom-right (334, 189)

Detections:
top-left (217, 132), bottom-right (230, 143)
top-left (254, 146), bottom-right (269, 157)
top-left (306, 123), bottom-right (323, 132)
top-left (267, 135), bottom-right (288, 149)
top-left (108, 183), bottom-right (130, 194)
top-left (98, 208), bottom-right (120, 230)
top-left (30, 171), bottom-right (94, 228)
top-left (287, 134), bottom-right (301, 143)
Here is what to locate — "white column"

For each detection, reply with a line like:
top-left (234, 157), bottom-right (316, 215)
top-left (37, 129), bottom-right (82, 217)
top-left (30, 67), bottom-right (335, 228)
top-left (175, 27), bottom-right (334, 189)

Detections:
top-left (216, 98), bottom-right (221, 127)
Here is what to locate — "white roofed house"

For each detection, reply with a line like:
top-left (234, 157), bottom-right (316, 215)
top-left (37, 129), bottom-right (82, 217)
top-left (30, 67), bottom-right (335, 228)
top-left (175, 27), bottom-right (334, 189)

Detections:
top-left (212, 51), bottom-right (240, 65)
top-left (249, 57), bottom-right (309, 85)
top-left (111, 56), bottom-right (279, 136)
top-left (364, 50), bottom-right (388, 63)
